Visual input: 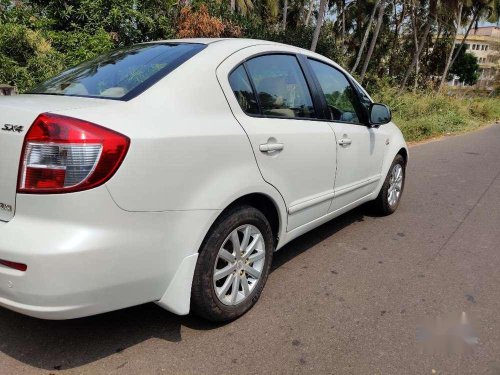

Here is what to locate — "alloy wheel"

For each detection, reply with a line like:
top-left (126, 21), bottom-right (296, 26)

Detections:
top-left (388, 163), bottom-right (403, 207)
top-left (213, 225), bottom-right (266, 306)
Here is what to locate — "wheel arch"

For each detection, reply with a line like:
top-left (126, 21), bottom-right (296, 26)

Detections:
top-left (371, 130), bottom-right (409, 201)
top-left (228, 193), bottom-right (281, 244)
top-left (397, 147), bottom-right (409, 164)
top-left (198, 192), bottom-right (284, 253)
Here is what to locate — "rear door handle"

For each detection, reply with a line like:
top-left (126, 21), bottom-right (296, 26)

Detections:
top-left (338, 138), bottom-right (352, 147)
top-left (259, 143), bottom-right (284, 153)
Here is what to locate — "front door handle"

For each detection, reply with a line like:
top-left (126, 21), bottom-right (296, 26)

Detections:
top-left (259, 142), bottom-right (284, 153)
top-left (338, 138), bottom-right (352, 147)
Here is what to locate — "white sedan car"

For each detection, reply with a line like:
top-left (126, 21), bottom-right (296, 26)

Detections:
top-left (0, 38), bottom-right (407, 321)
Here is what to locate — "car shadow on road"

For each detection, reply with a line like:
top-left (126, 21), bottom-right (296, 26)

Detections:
top-left (0, 205), bottom-right (371, 371)
top-left (271, 205), bottom-right (369, 272)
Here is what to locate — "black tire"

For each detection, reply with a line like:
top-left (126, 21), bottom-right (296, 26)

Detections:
top-left (372, 154), bottom-right (406, 216)
top-left (191, 205), bottom-right (274, 322)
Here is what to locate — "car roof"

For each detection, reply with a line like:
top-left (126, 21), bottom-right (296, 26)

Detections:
top-left (143, 38), bottom-right (285, 48)
top-left (142, 38), bottom-right (323, 64)
top-left (146, 38), bottom-right (342, 62)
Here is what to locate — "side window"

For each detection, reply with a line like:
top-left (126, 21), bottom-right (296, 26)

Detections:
top-left (228, 65), bottom-right (260, 115)
top-left (308, 59), bottom-right (361, 123)
top-left (246, 54), bottom-right (316, 119)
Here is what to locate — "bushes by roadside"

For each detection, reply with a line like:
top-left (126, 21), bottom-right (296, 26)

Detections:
top-left (374, 87), bottom-right (500, 142)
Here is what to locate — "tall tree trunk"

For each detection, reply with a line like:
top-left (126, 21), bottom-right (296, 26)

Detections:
top-left (435, 22), bottom-right (442, 43)
top-left (388, 0), bottom-right (406, 76)
top-left (282, 0), bottom-right (288, 30)
top-left (230, 0), bottom-right (236, 12)
top-left (398, 7), bottom-right (435, 93)
top-left (444, 7), bottom-right (481, 87)
top-left (359, 0), bottom-right (385, 83)
top-left (438, 3), bottom-right (463, 91)
top-left (341, 0), bottom-right (346, 49)
top-left (310, 0), bottom-right (328, 52)
top-left (414, 60), bottom-right (420, 92)
top-left (305, 0), bottom-right (314, 26)
top-left (352, 1), bottom-right (380, 73)
top-left (411, 4), bottom-right (419, 92)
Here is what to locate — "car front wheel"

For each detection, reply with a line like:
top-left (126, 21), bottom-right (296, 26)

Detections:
top-left (372, 154), bottom-right (406, 215)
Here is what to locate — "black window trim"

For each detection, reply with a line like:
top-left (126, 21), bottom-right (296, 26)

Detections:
top-left (228, 52), bottom-right (325, 122)
top-left (296, 54), bottom-right (330, 120)
top-left (304, 56), bottom-right (372, 126)
top-left (242, 62), bottom-right (263, 115)
top-left (29, 42), bottom-right (207, 102)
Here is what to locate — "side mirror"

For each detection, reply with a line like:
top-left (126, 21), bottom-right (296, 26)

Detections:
top-left (369, 103), bottom-right (391, 126)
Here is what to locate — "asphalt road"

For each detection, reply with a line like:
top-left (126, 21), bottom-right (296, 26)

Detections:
top-left (1, 123), bottom-right (500, 375)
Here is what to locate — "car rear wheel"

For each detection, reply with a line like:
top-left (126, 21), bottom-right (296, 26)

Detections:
top-left (372, 154), bottom-right (406, 215)
top-left (191, 205), bottom-right (274, 322)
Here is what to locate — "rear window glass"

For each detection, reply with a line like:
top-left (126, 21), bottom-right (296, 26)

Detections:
top-left (246, 54), bottom-right (316, 119)
top-left (29, 43), bottom-right (205, 100)
top-left (228, 65), bottom-right (260, 115)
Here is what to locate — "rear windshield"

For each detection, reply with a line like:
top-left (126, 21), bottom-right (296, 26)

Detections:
top-left (29, 43), bottom-right (205, 100)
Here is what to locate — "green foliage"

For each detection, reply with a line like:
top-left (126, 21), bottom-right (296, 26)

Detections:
top-left (0, 0), bottom-right (178, 92)
top-left (373, 86), bottom-right (500, 142)
top-left (26, 0), bottom-right (177, 44)
top-left (426, 37), bottom-right (452, 78)
top-left (45, 29), bottom-right (113, 68)
top-left (0, 17), bottom-right (114, 91)
top-left (0, 0), bottom-right (498, 144)
top-left (450, 49), bottom-right (480, 86)
top-left (0, 23), bottom-right (63, 91)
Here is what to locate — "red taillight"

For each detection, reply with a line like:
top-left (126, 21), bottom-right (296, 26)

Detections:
top-left (0, 259), bottom-right (27, 272)
top-left (18, 113), bottom-right (130, 194)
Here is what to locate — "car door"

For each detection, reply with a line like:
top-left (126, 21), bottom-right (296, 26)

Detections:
top-left (218, 49), bottom-right (337, 231)
top-left (306, 58), bottom-right (387, 212)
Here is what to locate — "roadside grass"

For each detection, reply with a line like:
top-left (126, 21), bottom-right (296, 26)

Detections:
top-left (373, 88), bottom-right (500, 142)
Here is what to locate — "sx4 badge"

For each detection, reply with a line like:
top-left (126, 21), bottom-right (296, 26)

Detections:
top-left (0, 203), bottom-right (13, 212)
top-left (1, 124), bottom-right (24, 133)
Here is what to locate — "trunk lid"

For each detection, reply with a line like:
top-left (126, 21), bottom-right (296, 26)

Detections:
top-left (0, 94), bottom-right (113, 222)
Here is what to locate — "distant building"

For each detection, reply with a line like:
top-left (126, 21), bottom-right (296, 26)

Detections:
top-left (0, 84), bottom-right (18, 96)
top-left (450, 26), bottom-right (499, 90)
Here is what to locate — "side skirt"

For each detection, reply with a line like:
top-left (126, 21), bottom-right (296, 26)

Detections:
top-left (277, 193), bottom-right (376, 250)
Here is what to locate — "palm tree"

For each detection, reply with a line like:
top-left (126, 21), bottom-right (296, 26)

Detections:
top-left (230, 0), bottom-right (254, 14)
top-left (263, 0), bottom-right (280, 22)
top-left (305, 0), bottom-right (314, 25)
top-left (489, 0), bottom-right (499, 23)
top-left (338, 0), bottom-right (346, 48)
top-left (388, 0), bottom-right (408, 76)
top-left (359, 0), bottom-right (385, 83)
top-left (410, 3), bottom-right (420, 92)
top-left (310, 0), bottom-right (328, 51)
top-left (283, 0), bottom-right (289, 29)
top-left (351, 1), bottom-right (380, 73)
top-left (439, 1), bottom-right (471, 90)
top-left (399, 0), bottom-right (437, 93)
top-left (443, 0), bottom-right (498, 88)
top-left (238, 0), bottom-right (255, 14)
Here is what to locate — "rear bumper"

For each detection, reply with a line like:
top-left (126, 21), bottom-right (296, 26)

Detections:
top-left (0, 294), bottom-right (86, 320)
top-left (0, 187), bottom-right (219, 319)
